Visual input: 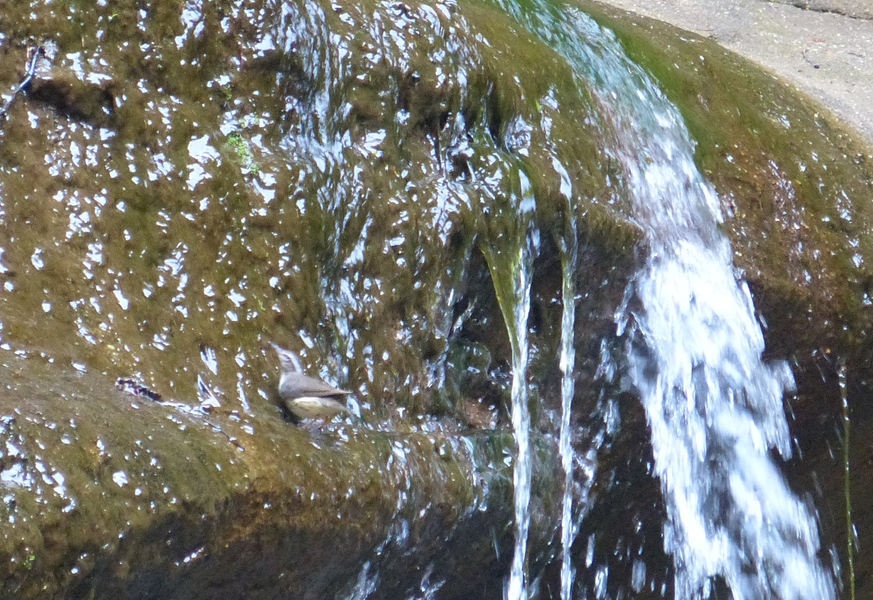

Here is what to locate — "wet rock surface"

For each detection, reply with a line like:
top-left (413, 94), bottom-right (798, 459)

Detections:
top-left (0, 354), bottom-right (556, 599)
top-left (592, 0), bottom-right (873, 148)
top-left (0, 0), bottom-right (872, 596)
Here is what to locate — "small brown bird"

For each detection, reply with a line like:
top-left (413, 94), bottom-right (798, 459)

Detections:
top-left (270, 343), bottom-right (351, 421)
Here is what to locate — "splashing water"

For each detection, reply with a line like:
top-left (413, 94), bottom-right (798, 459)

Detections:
top-left (580, 14), bottom-right (836, 600)
top-left (490, 1), bottom-right (835, 597)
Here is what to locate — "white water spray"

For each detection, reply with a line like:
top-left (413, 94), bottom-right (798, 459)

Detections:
top-left (571, 14), bottom-right (836, 600)
top-left (490, 1), bottom-right (834, 596)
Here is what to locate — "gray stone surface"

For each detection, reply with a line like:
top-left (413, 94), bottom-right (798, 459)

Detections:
top-left (769, 0), bottom-right (873, 19)
top-left (593, 0), bottom-right (873, 150)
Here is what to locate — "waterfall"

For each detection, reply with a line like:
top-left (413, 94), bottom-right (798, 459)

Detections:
top-left (578, 13), bottom-right (835, 600)
top-left (491, 1), bottom-right (835, 597)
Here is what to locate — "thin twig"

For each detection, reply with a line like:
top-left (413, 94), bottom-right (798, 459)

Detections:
top-left (0, 45), bottom-right (45, 121)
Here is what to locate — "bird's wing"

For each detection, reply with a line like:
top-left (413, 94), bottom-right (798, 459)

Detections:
top-left (285, 373), bottom-right (351, 397)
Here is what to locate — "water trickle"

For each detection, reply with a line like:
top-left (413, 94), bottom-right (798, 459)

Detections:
top-left (558, 212), bottom-right (579, 600)
top-left (483, 222), bottom-right (537, 600)
top-left (504, 244), bottom-right (533, 600)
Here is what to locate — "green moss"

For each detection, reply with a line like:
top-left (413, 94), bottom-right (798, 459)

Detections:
top-left (0, 352), bottom-right (555, 598)
top-left (226, 130), bottom-right (260, 175)
top-left (580, 0), bottom-right (873, 352)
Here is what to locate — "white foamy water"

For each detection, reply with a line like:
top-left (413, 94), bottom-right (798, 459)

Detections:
top-left (573, 13), bottom-right (836, 600)
top-left (489, 0), bottom-right (836, 596)
top-left (617, 241), bottom-right (832, 599)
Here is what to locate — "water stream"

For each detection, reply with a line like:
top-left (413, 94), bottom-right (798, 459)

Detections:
top-left (583, 16), bottom-right (834, 600)
top-left (494, 1), bottom-right (836, 597)
top-left (483, 220), bottom-right (537, 600)
top-left (558, 213), bottom-right (579, 600)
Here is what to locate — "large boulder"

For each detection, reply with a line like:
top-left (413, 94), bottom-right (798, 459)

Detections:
top-left (0, 0), bottom-right (872, 596)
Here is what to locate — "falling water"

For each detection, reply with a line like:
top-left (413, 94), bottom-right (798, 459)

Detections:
top-left (578, 15), bottom-right (836, 600)
top-left (558, 214), bottom-right (579, 600)
top-left (491, 1), bottom-right (835, 597)
top-left (483, 207), bottom-right (537, 599)
top-left (505, 250), bottom-right (533, 600)
top-left (489, 237), bottom-right (535, 600)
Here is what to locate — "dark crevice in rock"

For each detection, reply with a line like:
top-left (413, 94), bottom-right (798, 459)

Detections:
top-left (762, 0), bottom-right (873, 20)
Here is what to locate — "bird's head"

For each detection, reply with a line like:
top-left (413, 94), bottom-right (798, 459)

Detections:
top-left (270, 343), bottom-right (303, 373)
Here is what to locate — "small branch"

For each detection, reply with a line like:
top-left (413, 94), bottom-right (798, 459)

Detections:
top-left (0, 44), bottom-right (45, 121)
top-left (801, 48), bottom-right (821, 69)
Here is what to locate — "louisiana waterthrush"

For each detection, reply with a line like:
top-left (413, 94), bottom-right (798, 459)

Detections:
top-left (270, 343), bottom-right (351, 421)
